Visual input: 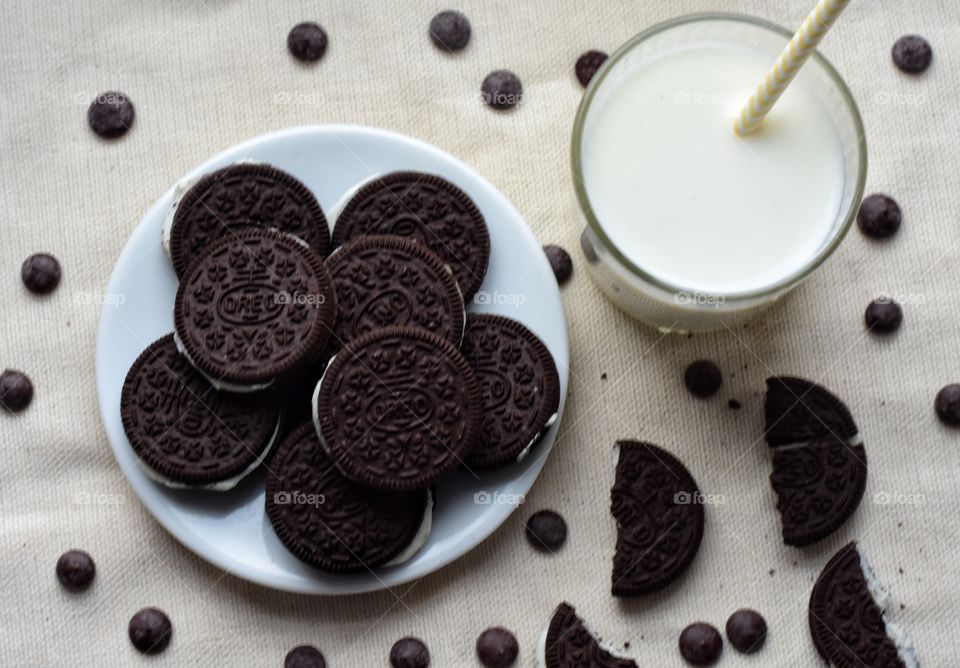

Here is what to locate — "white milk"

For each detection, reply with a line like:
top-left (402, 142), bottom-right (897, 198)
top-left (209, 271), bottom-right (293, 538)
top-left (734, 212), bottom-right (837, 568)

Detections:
top-left (582, 43), bottom-right (845, 295)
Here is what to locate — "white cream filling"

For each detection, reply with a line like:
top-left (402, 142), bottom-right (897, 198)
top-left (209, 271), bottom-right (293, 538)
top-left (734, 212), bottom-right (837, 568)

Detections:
top-left (855, 545), bottom-right (920, 668)
top-left (514, 412), bottom-right (559, 464)
top-left (173, 332), bottom-right (274, 393)
top-left (161, 159), bottom-right (261, 263)
top-left (137, 413), bottom-right (282, 491)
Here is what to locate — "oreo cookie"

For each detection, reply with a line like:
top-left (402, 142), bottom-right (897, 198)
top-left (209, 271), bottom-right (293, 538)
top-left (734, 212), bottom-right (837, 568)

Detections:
top-left (165, 163), bottom-right (330, 280)
top-left (460, 314), bottom-right (559, 469)
top-left (809, 542), bottom-right (918, 667)
top-left (331, 172), bottom-right (489, 300)
top-left (765, 377), bottom-right (866, 546)
top-left (764, 376), bottom-right (858, 447)
top-left (539, 602), bottom-right (637, 668)
top-left (173, 228), bottom-right (336, 391)
top-left (610, 441), bottom-right (704, 596)
top-left (326, 235), bottom-right (465, 348)
top-left (121, 334), bottom-right (282, 489)
top-left (266, 422), bottom-right (430, 572)
top-left (315, 326), bottom-right (481, 490)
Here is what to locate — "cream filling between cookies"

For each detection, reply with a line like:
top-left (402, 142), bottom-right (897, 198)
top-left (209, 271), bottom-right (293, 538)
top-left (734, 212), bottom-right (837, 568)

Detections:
top-left (855, 546), bottom-right (920, 668)
top-left (137, 413), bottom-right (282, 492)
top-left (173, 332), bottom-right (274, 393)
top-left (514, 412), bottom-right (559, 464)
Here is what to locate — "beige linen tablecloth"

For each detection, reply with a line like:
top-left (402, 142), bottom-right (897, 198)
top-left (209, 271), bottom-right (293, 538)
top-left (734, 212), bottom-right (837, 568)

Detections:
top-left (2, 0), bottom-right (958, 665)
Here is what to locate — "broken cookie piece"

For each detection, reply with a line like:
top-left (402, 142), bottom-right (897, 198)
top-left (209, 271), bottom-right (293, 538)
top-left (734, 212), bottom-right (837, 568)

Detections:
top-left (538, 602), bottom-right (637, 668)
top-left (764, 377), bottom-right (867, 546)
top-left (809, 542), bottom-right (919, 668)
top-left (610, 441), bottom-right (705, 596)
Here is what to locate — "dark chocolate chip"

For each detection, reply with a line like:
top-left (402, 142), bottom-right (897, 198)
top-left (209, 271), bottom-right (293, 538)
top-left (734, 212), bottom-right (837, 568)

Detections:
top-left (935, 384), bottom-right (960, 427)
top-left (482, 70), bottom-right (523, 110)
top-left (575, 50), bottom-right (608, 87)
top-left (728, 399), bottom-right (742, 410)
top-left (476, 627), bottom-right (519, 668)
top-left (892, 35), bottom-right (933, 74)
top-left (0, 369), bottom-right (34, 413)
top-left (857, 194), bottom-right (901, 239)
top-left (288, 22), bottom-right (328, 62)
top-left (725, 609), bottom-right (767, 654)
top-left (56, 549), bottom-right (96, 592)
top-left (285, 644), bottom-right (326, 668)
top-left (429, 10), bottom-right (471, 52)
top-left (128, 607), bottom-right (172, 655)
top-left (21, 253), bottom-right (61, 295)
top-left (543, 245), bottom-right (573, 285)
top-left (390, 637), bottom-right (430, 668)
top-left (525, 510), bottom-right (567, 553)
top-left (684, 360), bottom-right (722, 398)
top-left (865, 298), bottom-right (903, 334)
top-left (679, 623), bottom-right (723, 665)
top-left (87, 92), bottom-right (134, 139)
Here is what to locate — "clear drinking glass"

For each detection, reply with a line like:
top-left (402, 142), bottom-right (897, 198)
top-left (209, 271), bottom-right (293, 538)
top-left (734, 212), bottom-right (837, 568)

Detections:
top-left (572, 13), bottom-right (867, 333)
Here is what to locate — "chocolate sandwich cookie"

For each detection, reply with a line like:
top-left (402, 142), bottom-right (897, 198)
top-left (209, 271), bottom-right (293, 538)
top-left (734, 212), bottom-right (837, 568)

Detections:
top-left (764, 376), bottom-right (867, 546)
top-left (771, 437), bottom-right (867, 547)
top-left (121, 334), bottom-right (282, 489)
top-left (764, 376), bottom-right (859, 447)
top-left (330, 171), bottom-right (490, 301)
top-left (326, 235), bottom-right (465, 348)
top-left (174, 228), bottom-right (335, 391)
top-left (809, 542), bottom-right (918, 667)
top-left (460, 314), bottom-right (559, 469)
top-left (266, 422), bottom-right (430, 572)
top-left (540, 602), bottom-right (637, 668)
top-left (610, 441), bottom-right (704, 596)
top-left (166, 163), bottom-right (330, 280)
top-left (315, 326), bottom-right (481, 491)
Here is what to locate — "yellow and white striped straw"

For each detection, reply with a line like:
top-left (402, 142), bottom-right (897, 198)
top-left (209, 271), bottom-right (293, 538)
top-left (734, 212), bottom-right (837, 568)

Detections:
top-left (735, 0), bottom-right (851, 135)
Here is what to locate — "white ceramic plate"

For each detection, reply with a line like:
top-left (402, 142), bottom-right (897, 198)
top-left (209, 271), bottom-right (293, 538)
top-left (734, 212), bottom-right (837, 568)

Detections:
top-left (95, 125), bottom-right (569, 594)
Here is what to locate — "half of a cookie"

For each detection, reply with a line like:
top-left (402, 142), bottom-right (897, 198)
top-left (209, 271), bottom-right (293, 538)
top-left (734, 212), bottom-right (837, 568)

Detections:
top-left (164, 163), bottom-right (330, 280)
top-left (610, 441), bottom-right (705, 596)
top-left (266, 422), bottom-right (432, 573)
top-left (120, 334), bottom-right (281, 490)
top-left (809, 542), bottom-right (919, 667)
top-left (461, 314), bottom-right (560, 470)
top-left (764, 377), bottom-right (867, 546)
top-left (537, 602), bottom-right (637, 668)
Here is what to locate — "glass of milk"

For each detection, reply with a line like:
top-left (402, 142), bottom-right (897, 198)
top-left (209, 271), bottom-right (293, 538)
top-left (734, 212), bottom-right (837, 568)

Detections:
top-left (573, 14), bottom-right (866, 332)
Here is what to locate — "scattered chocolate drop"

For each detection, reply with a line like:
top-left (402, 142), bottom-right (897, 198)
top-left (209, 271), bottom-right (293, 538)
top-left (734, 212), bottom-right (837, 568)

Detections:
top-left (288, 22), bottom-right (328, 62)
top-left (865, 298), bottom-right (903, 334)
top-left (476, 627), bottom-right (519, 667)
top-left (21, 253), bottom-right (61, 295)
top-left (525, 510), bottom-right (567, 553)
top-left (935, 384), bottom-right (960, 427)
top-left (728, 399), bottom-right (742, 410)
top-left (575, 50), bottom-right (608, 87)
top-left (679, 623), bottom-right (723, 665)
top-left (892, 35), bottom-right (933, 74)
top-left (857, 194), bottom-right (901, 239)
top-left (87, 92), bottom-right (135, 139)
top-left (56, 549), bottom-right (96, 592)
top-left (0, 369), bottom-right (34, 414)
top-left (684, 360), bottom-right (722, 398)
top-left (128, 607), bottom-right (172, 655)
top-left (429, 10), bottom-right (471, 52)
top-left (725, 609), bottom-right (767, 654)
top-left (390, 637), bottom-right (430, 668)
top-left (482, 70), bottom-right (523, 110)
top-left (543, 245), bottom-right (573, 284)
top-left (285, 644), bottom-right (326, 668)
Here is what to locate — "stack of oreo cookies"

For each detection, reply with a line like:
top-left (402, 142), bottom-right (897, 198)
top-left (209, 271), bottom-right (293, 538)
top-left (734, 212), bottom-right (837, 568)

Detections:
top-left (121, 164), bottom-right (560, 574)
